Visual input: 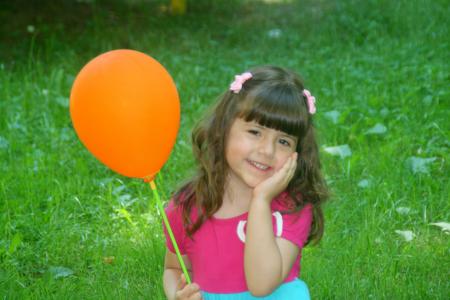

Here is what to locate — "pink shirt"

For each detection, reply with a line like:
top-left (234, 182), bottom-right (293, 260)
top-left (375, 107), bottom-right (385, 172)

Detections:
top-left (163, 191), bottom-right (313, 294)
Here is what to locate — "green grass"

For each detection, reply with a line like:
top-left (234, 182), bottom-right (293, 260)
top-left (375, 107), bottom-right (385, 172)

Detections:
top-left (1, 0), bottom-right (449, 298)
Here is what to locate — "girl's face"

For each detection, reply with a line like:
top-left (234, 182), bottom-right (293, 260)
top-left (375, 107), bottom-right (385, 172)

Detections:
top-left (225, 118), bottom-right (298, 192)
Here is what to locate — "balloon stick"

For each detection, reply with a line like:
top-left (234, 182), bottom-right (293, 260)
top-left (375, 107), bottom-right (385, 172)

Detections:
top-left (149, 180), bottom-right (192, 284)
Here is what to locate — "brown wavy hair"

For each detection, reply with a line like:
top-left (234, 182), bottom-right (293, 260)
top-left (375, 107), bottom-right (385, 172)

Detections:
top-left (171, 66), bottom-right (329, 245)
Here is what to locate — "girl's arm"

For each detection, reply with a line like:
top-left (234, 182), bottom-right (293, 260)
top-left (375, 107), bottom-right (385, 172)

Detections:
top-left (163, 250), bottom-right (198, 300)
top-left (244, 152), bottom-right (299, 296)
top-left (244, 199), bottom-right (299, 297)
top-left (163, 268), bottom-right (183, 299)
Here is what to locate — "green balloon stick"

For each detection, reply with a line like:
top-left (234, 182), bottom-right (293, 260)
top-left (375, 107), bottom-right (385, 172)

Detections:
top-left (149, 180), bottom-right (192, 284)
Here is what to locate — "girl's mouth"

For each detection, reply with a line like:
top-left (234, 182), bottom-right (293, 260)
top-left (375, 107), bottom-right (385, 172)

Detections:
top-left (247, 159), bottom-right (272, 172)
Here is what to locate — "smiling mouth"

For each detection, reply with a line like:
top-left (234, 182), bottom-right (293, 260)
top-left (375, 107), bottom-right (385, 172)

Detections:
top-left (247, 159), bottom-right (272, 171)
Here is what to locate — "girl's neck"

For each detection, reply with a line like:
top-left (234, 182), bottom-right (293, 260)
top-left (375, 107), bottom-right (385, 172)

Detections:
top-left (222, 174), bottom-right (253, 208)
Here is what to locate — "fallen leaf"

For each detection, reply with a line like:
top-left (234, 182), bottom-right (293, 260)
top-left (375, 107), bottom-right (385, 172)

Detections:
top-left (118, 194), bottom-right (132, 205)
top-left (396, 207), bottom-right (411, 215)
top-left (422, 95), bottom-right (432, 105)
top-left (430, 222), bottom-right (450, 234)
top-left (103, 256), bottom-right (115, 264)
top-left (357, 179), bottom-right (370, 188)
top-left (0, 136), bottom-right (9, 149)
top-left (267, 28), bottom-right (282, 38)
top-left (27, 25), bottom-right (35, 33)
top-left (395, 230), bottom-right (415, 242)
top-left (55, 96), bottom-right (69, 108)
top-left (48, 266), bottom-right (74, 279)
top-left (365, 123), bottom-right (387, 135)
top-left (380, 108), bottom-right (390, 116)
top-left (324, 110), bottom-right (340, 124)
top-left (323, 145), bottom-right (352, 159)
top-left (113, 185), bottom-right (126, 195)
top-left (406, 156), bottom-right (436, 174)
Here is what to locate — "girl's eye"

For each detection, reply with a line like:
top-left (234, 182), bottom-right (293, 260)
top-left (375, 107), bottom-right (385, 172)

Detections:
top-left (248, 130), bottom-right (260, 136)
top-left (279, 139), bottom-right (291, 147)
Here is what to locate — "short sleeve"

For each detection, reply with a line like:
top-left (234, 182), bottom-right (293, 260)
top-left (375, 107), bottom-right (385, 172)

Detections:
top-left (279, 203), bottom-right (313, 249)
top-left (162, 199), bottom-right (187, 254)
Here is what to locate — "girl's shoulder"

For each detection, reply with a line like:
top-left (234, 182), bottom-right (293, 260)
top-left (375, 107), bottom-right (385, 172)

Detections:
top-left (165, 189), bottom-right (200, 221)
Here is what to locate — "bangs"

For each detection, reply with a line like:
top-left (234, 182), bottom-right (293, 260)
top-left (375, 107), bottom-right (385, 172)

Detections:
top-left (236, 83), bottom-right (309, 137)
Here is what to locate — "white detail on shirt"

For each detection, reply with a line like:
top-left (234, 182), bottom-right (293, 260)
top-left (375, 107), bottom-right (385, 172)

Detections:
top-left (237, 211), bottom-right (283, 243)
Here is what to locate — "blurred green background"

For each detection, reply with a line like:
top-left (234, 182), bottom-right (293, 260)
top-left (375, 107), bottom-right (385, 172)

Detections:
top-left (0, 0), bottom-right (448, 299)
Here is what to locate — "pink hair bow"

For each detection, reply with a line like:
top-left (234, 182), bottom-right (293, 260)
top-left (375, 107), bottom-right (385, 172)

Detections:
top-left (303, 89), bottom-right (316, 114)
top-left (230, 72), bottom-right (252, 94)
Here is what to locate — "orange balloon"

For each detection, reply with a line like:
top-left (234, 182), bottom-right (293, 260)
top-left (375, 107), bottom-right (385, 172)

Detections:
top-left (70, 49), bottom-right (180, 179)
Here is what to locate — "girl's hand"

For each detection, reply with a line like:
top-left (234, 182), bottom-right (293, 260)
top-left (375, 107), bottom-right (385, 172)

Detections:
top-left (252, 152), bottom-right (297, 203)
top-left (175, 274), bottom-right (203, 300)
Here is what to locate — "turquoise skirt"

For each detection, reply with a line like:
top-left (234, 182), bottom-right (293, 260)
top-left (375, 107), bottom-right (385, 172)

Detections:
top-left (201, 278), bottom-right (310, 300)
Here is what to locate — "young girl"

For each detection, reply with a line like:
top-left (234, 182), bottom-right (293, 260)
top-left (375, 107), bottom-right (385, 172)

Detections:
top-left (162, 66), bottom-right (329, 300)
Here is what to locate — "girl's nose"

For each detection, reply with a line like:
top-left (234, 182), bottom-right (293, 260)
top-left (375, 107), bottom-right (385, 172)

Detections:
top-left (257, 139), bottom-right (275, 157)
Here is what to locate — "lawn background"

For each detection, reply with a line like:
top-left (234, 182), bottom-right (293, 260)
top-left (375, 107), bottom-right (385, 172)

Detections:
top-left (0, 0), bottom-right (448, 299)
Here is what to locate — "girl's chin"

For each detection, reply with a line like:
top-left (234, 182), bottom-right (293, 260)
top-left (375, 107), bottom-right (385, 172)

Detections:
top-left (244, 177), bottom-right (266, 189)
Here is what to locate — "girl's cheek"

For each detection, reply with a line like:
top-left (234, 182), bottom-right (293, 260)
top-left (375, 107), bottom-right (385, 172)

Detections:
top-left (274, 159), bottom-right (288, 172)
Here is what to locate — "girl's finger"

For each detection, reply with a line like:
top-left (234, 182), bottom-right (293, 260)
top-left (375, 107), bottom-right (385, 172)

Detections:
top-left (191, 292), bottom-right (203, 300)
top-left (189, 292), bottom-right (203, 300)
top-left (272, 157), bottom-right (290, 181)
top-left (291, 153), bottom-right (298, 170)
top-left (177, 274), bottom-right (186, 290)
top-left (286, 154), bottom-right (297, 181)
top-left (283, 156), bottom-right (293, 172)
top-left (178, 283), bottom-right (199, 299)
top-left (281, 156), bottom-right (295, 178)
top-left (175, 290), bottom-right (184, 300)
top-left (285, 165), bottom-right (294, 184)
top-left (186, 283), bottom-right (200, 295)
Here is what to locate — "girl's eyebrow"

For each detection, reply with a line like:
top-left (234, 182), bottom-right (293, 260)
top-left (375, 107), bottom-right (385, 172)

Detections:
top-left (254, 124), bottom-right (266, 129)
top-left (247, 123), bottom-right (298, 142)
